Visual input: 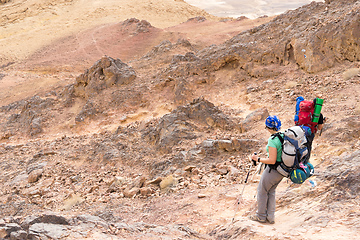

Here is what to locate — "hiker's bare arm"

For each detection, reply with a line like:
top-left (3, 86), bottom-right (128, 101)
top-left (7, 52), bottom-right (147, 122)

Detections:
top-left (251, 147), bottom-right (277, 165)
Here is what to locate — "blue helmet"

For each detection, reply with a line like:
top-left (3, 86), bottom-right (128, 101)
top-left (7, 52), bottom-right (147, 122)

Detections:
top-left (265, 115), bottom-right (281, 131)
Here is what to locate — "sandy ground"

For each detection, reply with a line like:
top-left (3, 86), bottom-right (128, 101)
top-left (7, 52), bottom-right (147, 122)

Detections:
top-left (0, 0), bottom-right (218, 64)
top-left (184, 0), bottom-right (324, 18)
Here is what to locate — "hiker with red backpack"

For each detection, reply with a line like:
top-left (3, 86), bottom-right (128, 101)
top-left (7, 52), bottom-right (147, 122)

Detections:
top-left (294, 96), bottom-right (326, 155)
top-left (247, 98), bottom-right (325, 224)
top-left (249, 115), bottom-right (284, 224)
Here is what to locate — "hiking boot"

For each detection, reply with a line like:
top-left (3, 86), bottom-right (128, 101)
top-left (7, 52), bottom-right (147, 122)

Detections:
top-left (249, 215), bottom-right (266, 223)
top-left (266, 218), bottom-right (275, 224)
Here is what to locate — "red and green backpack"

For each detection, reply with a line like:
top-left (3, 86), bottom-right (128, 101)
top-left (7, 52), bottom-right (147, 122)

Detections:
top-left (294, 97), bottom-right (323, 133)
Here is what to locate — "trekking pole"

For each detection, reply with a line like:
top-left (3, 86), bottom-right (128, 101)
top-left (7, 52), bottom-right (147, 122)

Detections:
top-left (319, 117), bottom-right (326, 136)
top-left (251, 161), bottom-right (265, 199)
top-left (232, 153), bottom-right (257, 223)
top-left (251, 162), bottom-right (264, 181)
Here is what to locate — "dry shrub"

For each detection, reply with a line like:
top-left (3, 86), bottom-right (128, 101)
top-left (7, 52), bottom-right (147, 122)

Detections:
top-left (63, 194), bottom-right (84, 210)
top-left (343, 68), bottom-right (360, 80)
top-left (159, 175), bottom-right (177, 192)
top-left (285, 81), bottom-right (298, 89)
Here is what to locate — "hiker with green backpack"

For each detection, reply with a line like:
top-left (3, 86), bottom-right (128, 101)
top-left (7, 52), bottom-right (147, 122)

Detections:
top-left (249, 114), bottom-right (316, 224)
top-left (248, 115), bottom-right (284, 224)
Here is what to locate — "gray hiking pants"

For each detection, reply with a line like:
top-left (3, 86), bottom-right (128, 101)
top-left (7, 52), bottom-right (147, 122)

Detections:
top-left (256, 167), bottom-right (284, 222)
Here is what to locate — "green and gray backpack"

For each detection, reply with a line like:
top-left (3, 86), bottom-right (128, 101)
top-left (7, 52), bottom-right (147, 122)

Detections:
top-left (271, 125), bottom-right (314, 184)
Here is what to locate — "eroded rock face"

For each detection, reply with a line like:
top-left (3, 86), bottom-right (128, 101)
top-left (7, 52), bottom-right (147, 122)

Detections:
top-left (165, 0), bottom-right (360, 76)
top-left (75, 101), bottom-right (100, 123)
top-left (142, 97), bottom-right (242, 154)
top-left (321, 150), bottom-right (360, 204)
top-left (1, 96), bottom-right (55, 137)
top-left (320, 116), bottom-right (360, 143)
top-left (74, 56), bottom-right (136, 99)
top-left (142, 38), bottom-right (196, 61)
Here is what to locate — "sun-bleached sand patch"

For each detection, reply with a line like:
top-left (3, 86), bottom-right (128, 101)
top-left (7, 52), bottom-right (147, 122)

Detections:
top-left (184, 0), bottom-right (324, 18)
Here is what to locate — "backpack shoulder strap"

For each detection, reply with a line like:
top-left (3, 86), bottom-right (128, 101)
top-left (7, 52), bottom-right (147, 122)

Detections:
top-left (271, 132), bottom-right (284, 144)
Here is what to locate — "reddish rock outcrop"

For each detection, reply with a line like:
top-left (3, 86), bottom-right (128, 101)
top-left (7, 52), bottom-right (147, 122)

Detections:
top-left (74, 56), bottom-right (136, 99)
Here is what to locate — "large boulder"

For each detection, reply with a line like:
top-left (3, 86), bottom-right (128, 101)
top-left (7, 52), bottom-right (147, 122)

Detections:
top-left (242, 107), bottom-right (269, 132)
top-left (74, 56), bottom-right (136, 99)
top-left (121, 18), bottom-right (153, 35)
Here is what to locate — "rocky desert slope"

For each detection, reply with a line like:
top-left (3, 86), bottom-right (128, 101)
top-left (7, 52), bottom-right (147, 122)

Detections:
top-left (0, 0), bottom-right (359, 239)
